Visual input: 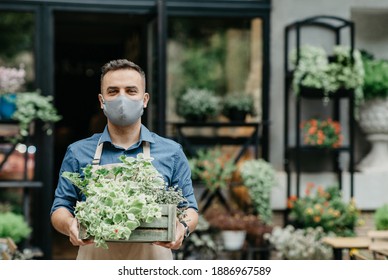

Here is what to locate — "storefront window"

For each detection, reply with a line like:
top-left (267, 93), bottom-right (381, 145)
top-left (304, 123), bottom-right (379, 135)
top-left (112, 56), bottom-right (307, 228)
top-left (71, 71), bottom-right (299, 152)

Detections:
top-left (0, 11), bottom-right (35, 90)
top-left (0, 11), bottom-right (36, 201)
top-left (167, 17), bottom-right (263, 124)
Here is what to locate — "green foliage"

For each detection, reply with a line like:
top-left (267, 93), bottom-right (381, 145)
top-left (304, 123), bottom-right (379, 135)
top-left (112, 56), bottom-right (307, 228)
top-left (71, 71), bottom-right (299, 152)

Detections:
top-left (176, 88), bottom-right (221, 121)
top-left (288, 183), bottom-right (360, 237)
top-left (374, 204), bottom-right (388, 230)
top-left (62, 153), bottom-right (187, 248)
top-left (239, 159), bottom-right (276, 225)
top-left (189, 147), bottom-right (235, 192)
top-left (0, 212), bottom-right (31, 243)
top-left (362, 56), bottom-right (388, 100)
top-left (11, 91), bottom-right (62, 143)
top-left (171, 19), bottom-right (227, 95)
top-left (290, 45), bottom-right (364, 104)
top-left (222, 94), bottom-right (255, 117)
top-left (0, 12), bottom-right (34, 59)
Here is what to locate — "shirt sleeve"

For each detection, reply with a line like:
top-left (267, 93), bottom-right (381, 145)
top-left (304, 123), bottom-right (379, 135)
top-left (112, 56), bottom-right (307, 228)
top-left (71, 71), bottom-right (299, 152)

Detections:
top-left (50, 146), bottom-right (83, 216)
top-left (172, 145), bottom-right (198, 212)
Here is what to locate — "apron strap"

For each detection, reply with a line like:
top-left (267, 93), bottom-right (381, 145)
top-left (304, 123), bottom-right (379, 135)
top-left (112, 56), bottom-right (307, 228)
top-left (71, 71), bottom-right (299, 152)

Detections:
top-left (92, 142), bottom-right (104, 165)
top-left (92, 140), bottom-right (151, 165)
top-left (143, 141), bottom-right (151, 159)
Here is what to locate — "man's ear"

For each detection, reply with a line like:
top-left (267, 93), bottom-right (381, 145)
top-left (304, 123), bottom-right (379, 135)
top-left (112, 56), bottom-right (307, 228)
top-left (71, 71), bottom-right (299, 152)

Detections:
top-left (98, 94), bottom-right (104, 110)
top-left (143, 93), bottom-right (150, 108)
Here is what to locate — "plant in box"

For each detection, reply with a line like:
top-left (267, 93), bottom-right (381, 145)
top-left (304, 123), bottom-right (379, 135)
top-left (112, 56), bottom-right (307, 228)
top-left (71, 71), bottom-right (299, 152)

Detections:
top-left (62, 153), bottom-right (187, 249)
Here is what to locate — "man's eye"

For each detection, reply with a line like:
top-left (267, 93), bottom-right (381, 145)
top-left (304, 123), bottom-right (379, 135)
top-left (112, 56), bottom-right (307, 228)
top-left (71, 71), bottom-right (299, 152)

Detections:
top-left (127, 89), bottom-right (137, 94)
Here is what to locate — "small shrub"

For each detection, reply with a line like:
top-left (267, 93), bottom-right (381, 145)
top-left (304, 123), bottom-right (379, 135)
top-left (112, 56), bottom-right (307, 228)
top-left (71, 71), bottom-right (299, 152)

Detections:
top-left (374, 204), bottom-right (388, 230)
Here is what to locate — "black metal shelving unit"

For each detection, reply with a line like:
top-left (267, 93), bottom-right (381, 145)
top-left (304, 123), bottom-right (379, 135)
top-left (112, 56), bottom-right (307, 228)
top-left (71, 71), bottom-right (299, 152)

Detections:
top-left (0, 120), bottom-right (43, 255)
top-left (284, 15), bottom-right (356, 216)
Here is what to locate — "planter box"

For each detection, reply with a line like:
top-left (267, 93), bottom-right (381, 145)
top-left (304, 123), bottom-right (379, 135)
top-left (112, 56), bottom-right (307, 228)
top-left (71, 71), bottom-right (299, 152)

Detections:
top-left (79, 204), bottom-right (176, 243)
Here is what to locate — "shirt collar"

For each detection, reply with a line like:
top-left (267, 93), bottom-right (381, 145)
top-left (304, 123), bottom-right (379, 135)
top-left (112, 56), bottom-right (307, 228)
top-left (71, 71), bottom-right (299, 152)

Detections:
top-left (99, 124), bottom-right (155, 146)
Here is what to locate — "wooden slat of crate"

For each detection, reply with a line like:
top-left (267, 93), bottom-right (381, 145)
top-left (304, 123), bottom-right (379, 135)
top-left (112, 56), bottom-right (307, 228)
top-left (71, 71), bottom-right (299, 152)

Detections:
top-left (79, 204), bottom-right (176, 242)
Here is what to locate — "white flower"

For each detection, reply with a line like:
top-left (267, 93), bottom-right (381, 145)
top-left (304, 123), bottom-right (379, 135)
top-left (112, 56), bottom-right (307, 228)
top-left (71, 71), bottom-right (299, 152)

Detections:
top-left (0, 66), bottom-right (26, 93)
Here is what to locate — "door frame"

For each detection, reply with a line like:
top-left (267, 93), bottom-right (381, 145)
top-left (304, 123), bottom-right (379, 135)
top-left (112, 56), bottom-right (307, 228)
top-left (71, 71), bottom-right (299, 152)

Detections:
top-left (0, 0), bottom-right (271, 259)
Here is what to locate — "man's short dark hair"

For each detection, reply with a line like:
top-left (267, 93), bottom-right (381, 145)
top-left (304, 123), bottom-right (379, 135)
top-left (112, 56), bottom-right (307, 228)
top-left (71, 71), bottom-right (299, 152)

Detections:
top-left (100, 59), bottom-right (146, 90)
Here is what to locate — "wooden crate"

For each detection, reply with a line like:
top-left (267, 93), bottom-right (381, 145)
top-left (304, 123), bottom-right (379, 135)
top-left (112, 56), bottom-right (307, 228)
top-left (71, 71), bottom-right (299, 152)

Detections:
top-left (79, 204), bottom-right (176, 242)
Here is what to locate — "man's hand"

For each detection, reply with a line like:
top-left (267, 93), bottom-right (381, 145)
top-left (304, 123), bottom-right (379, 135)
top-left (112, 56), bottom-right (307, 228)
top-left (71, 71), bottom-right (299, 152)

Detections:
top-left (153, 208), bottom-right (198, 250)
top-left (51, 208), bottom-right (93, 247)
top-left (153, 218), bottom-right (185, 250)
top-left (68, 217), bottom-right (94, 246)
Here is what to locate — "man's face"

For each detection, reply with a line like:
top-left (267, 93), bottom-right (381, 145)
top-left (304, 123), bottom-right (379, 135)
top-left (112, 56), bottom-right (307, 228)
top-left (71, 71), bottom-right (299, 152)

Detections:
top-left (99, 69), bottom-right (149, 108)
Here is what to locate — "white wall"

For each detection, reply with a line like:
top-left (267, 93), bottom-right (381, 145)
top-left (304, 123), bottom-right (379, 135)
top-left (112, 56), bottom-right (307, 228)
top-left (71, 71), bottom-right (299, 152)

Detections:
top-left (270, 0), bottom-right (388, 209)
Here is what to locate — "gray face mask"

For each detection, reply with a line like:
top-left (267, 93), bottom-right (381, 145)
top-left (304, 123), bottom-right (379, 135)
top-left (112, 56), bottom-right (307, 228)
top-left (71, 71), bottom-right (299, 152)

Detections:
top-left (101, 94), bottom-right (144, 126)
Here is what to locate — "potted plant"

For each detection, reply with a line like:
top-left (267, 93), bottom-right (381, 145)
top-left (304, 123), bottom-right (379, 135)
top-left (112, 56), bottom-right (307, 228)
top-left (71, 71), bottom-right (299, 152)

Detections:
top-left (204, 208), bottom-right (264, 251)
top-left (221, 93), bottom-right (255, 122)
top-left (356, 53), bottom-right (388, 171)
top-left (0, 210), bottom-right (31, 244)
top-left (374, 204), bottom-right (388, 230)
top-left (62, 153), bottom-right (188, 249)
top-left (290, 45), bottom-right (364, 105)
top-left (264, 225), bottom-right (334, 260)
top-left (189, 147), bottom-right (236, 193)
top-left (176, 88), bottom-right (221, 122)
top-left (239, 158), bottom-right (277, 225)
top-left (11, 91), bottom-right (61, 143)
top-left (287, 182), bottom-right (361, 237)
top-left (300, 118), bottom-right (343, 148)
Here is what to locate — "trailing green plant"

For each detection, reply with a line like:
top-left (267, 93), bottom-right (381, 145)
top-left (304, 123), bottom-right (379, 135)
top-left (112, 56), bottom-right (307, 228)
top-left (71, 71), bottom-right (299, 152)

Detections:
top-left (373, 204), bottom-right (388, 230)
top-left (11, 91), bottom-right (61, 143)
top-left (0, 211), bottom-right (31, 243)
top-left (362, 55), bottom-right (388, 100)
top-left (290, 45), bottom-right (364, 105)
top-left (62, 153), bottom-right (188, 249)
top-left (239, 159), bottom-right (277, 225)
top-left (176, 88), bottom-right (221, 121)
top-left (264, 225), bottom-right (334, 260)
top-left (287, 183), bottom-right (361, 237)
top-left (189, 147), bottom-right (235, 192)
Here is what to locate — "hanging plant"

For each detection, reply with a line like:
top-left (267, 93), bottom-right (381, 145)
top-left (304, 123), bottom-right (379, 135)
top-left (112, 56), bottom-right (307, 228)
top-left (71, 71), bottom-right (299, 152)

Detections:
top-left (11, 91), bottom-right (61, 143)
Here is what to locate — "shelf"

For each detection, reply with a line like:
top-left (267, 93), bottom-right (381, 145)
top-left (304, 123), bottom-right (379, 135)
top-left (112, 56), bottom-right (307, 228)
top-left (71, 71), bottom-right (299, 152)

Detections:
top-left (170, 121), bottom-right (260, 128)
top-left (284, 15), bottom-right (356, 212)
top-left (287, 146), bottom-right (351, 153)
top-left (299, 87), bottom-right (354, 99)
top-left (0, 180), bottom-right (43, 188)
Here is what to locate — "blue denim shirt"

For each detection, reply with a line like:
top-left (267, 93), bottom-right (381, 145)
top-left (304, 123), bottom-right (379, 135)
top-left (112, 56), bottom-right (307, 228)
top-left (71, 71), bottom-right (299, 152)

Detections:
top-left (51, 125), bottom-right (198, 215)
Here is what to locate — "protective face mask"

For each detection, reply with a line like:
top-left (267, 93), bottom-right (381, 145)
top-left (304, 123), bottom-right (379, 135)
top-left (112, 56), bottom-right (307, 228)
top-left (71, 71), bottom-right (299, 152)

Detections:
top-left (101, 94), bottom-right (144, 126)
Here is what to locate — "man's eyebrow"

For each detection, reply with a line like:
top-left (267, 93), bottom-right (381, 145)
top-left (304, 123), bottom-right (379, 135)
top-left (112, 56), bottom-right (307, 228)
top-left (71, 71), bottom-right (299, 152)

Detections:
top-left (106, 86), bottom-right (139, 90)
top-left (126, 86), bottom-right (139, 91)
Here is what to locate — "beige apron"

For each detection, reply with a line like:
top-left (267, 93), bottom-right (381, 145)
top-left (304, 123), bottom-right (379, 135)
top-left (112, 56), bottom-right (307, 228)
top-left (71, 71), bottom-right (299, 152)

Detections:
top-left (76, 141), bottom-right (173, 260)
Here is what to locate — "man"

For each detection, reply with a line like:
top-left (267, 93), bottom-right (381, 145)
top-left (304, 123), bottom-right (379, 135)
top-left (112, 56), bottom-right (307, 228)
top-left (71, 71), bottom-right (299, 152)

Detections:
top-left (51, 59), bottom-right (198, 259)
